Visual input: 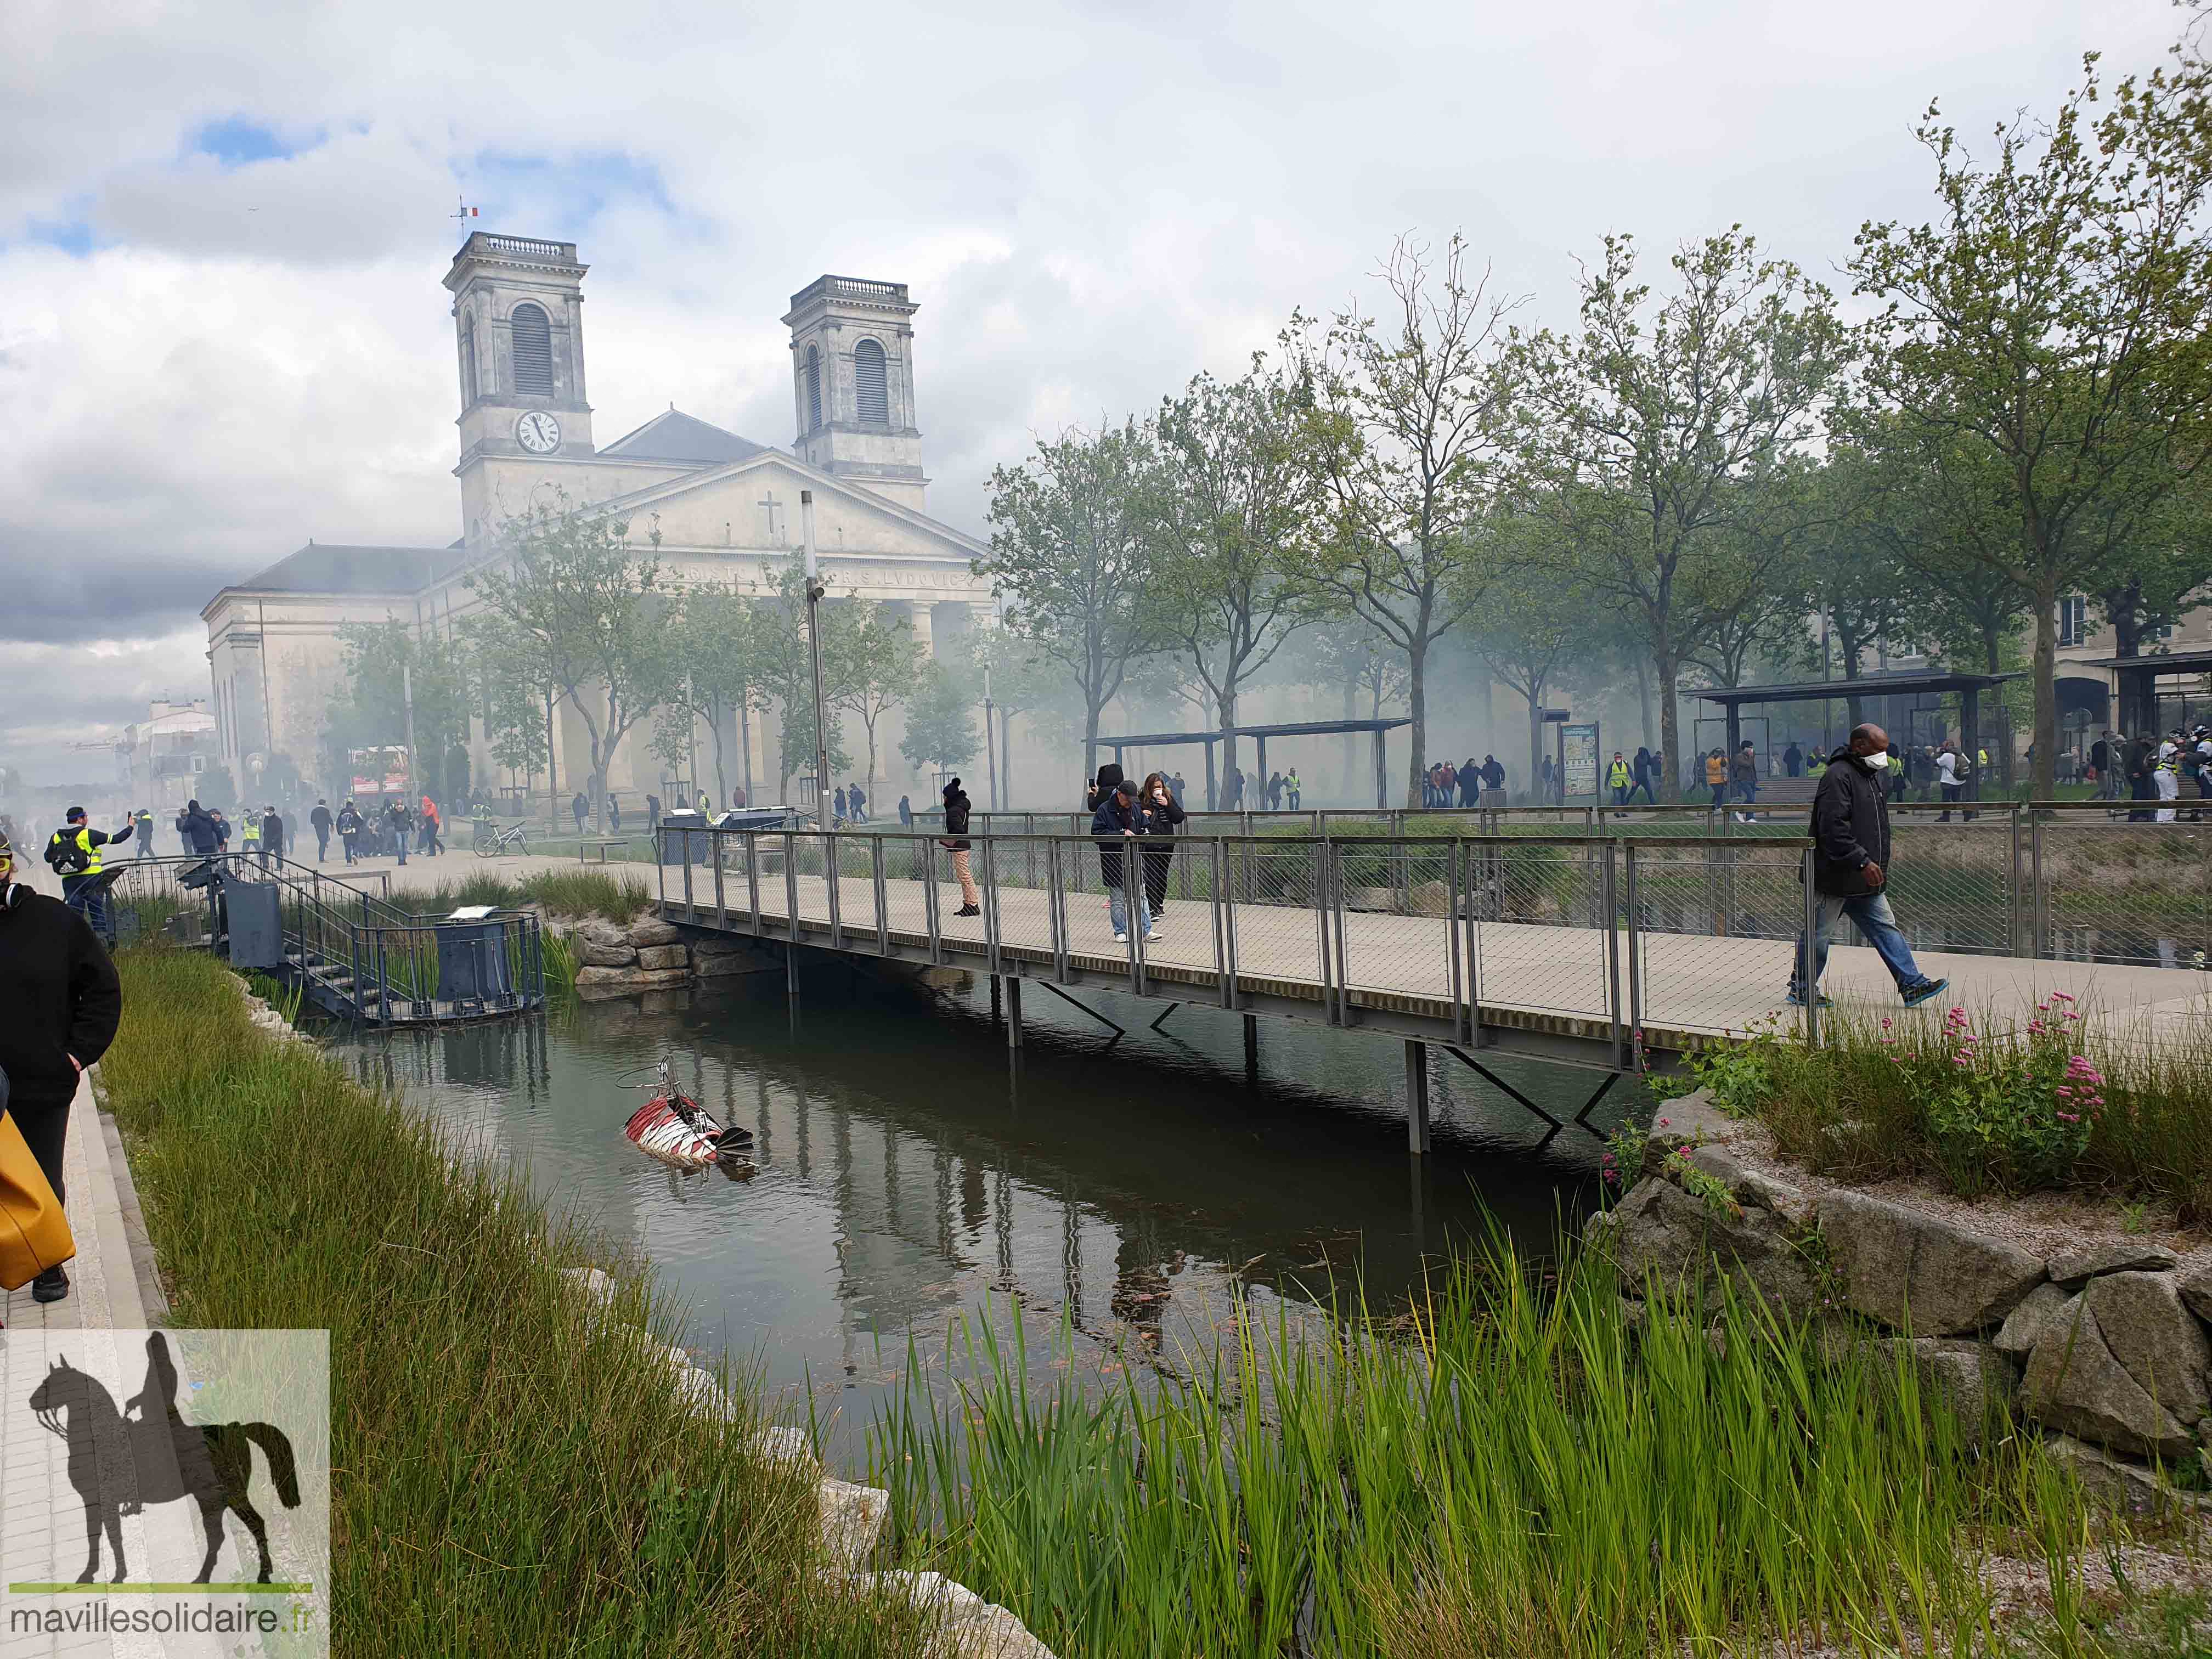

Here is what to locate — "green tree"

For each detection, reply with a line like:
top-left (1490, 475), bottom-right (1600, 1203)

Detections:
top-left (899, 661), bottom-right (980, 778)
top-left (1465, 540), bottom-right (1611, 796)
top-left (960, 627), bottom-right (1061, 808)
top-left (979, 420), bottom-right (1159, 778)
top-left (1285, 233), bottom-right (1520, 806)
top-left (466, 614), bottom-right (555, 805)
top-left (831, 603), bottom-right (923, 805)
top-left (319, 618), bottom-right (474, 803)
top-left (466, 492), bottom-right (676, 831)
top-left (1517, 230), bottom-right (1851, 800)
top-left (1147, 354), bottom-right (1323, 805)
top-left (1848, 42), bottom-right (2212, 791)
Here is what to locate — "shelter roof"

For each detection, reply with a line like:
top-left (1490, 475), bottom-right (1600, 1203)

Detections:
top-left (2075, 651), bottom-right (2212, 675)
top-left (1694, 670), bottom-right (2023, 707)
top-left (1098, 718), bottom-right (1412, 749)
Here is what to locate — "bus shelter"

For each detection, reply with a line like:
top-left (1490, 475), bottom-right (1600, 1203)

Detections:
top-left (1094, 718), bottom-right (1413, 809)
top-left (1696, 670), bottom-right (2022, 800)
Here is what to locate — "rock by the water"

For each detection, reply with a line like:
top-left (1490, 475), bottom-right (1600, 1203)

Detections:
top-left (625, 916), bottom-right (684, 947)
top-left (2050, 1243), bottom-right (2179, 1289)
top-left (2022, 1295), bottom-right (2198, 1459)
top-left (560, 1266), bottom-right (616, 1306)
top-left (574, 964), bottom-right (693, 999)
top-left (819, 1479), bottom-right (890, 1572)
top-left (578, 917), bottom-right (630, 948)
top-left (578, 939), bottom-right (639, 968)
top-left (1995, 1282), bottom-right (2075, 1361)
top-left (635, 943), bottom-right (690, 972)
top-left (2044, 1432), bottom-right (2212, 1513)
top-left (1818, 1188), bottom-right (2046, 1334)
top-left (2085, 1271), bottom-right (2211, 1429)
top-left (1598, 1173), bottom-right (1822, 1316)
top-left (2176, 1255), bottom-right (2212, 1324)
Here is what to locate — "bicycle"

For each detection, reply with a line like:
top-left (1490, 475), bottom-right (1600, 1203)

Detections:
top-left (473, 820), bottom-right (529, 858)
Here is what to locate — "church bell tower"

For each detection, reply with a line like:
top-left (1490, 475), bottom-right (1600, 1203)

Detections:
top-left (783, 275), bottom-right (928, 511)
top-left (445, 233), bottom-right (596, 541)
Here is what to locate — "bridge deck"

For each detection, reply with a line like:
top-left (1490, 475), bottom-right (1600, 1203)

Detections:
top-left (660, 866), bottom-right (2204, 1069)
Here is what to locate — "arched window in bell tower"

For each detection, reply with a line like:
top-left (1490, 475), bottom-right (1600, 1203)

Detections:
top-left (804, 345), bottom-right (823, 432)
top-left (459, 320), bottom-right (478, 405)
top-left (854, 338), bottom-right (888, 426)
top-left (511, 302), bottom-right (555, 397)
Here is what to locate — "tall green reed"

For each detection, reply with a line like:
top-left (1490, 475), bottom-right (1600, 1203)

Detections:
top-left (872, 1241), bottom-right (2108, 1658)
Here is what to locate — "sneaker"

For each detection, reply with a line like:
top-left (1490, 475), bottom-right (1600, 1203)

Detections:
top-left (954, 904), bottom-right (981, 918)
top-left (1784, 989), bottom-right (1833, 1008)
top-left (31, 1266), bottom-right (68, 1304)
top-left (1145, 932), bottom-right (1161, 943)
top-left (1113, 932), bottom-right (1128, 944)
top-left (1900, 977), bottom-right (1951, 1009)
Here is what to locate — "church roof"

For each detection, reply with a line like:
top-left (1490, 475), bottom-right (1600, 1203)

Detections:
top-left (232, 542), bottom-right (450, 596)
top-left (599, 408), bottom-right (770, 466)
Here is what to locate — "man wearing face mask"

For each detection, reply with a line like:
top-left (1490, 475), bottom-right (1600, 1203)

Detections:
top-left (1787, 722), bottom-right (1950, 1012)
top-left (0, 830), bottom-right (124, 1304)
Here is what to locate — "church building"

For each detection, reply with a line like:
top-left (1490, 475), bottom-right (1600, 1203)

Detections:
top-left (200, 232), bottom-right (998, 808)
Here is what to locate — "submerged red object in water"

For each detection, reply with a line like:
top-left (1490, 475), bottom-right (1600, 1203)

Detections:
top-left (621, 1061), bottom-right (756, 1173)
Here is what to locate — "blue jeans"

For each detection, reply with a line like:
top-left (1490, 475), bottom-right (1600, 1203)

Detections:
top-left (1108, 883), bottom-right (1151, 939)
top-left (1790, 890), bottom-right (1927, 995)
top-left (63, 877), bottom-right (112, 944)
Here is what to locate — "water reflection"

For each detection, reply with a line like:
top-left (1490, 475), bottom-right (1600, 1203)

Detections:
top-left (327, 964), bottom-right (1646, 1454)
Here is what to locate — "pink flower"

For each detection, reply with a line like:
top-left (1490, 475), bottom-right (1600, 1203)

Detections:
top-left (2051, 991), bottom-right (2074, 1002)
top-left (1656, 1118), bottom-right (1671, 1128)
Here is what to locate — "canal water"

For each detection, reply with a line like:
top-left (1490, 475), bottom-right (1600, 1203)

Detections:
top-left (329, 963), bottom-right (1647, 1457)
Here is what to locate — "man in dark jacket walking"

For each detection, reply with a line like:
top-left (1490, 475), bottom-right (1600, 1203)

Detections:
top-left (1788, 723), bottom-right (1950, 1010)
top-left (310, 798), bottom-right (334, 863)
top-left (176, 798), bottom-right (219, 859)
top-left (335, 799), bottom-right (363, 864)
top-left (259, 805), bottom-right (285, 869)
top-left (0, 830), bottom-right (123, 1302)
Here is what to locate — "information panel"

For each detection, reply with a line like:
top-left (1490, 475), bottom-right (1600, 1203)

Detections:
top-left (1561, 722), bottom-right (1600, 798)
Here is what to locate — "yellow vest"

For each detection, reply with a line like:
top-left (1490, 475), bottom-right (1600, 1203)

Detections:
top-left (1608, 760), bottom-right (1630, 788)
top-left (242, 817), bottom-right (261, 844)
top-left (64, 826), bottom-right (106, 877)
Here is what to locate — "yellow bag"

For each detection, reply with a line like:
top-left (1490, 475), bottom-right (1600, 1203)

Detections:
top-left (0, 1110), bottom-right (74, 1294)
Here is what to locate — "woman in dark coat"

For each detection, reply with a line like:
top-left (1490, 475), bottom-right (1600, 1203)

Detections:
top-left (1137, 771), bottom-right (1185, 917)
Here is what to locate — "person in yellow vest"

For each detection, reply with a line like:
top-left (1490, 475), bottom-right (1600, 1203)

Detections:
top-left (240, 810), bottom-right (262, 864)
top-left (1607, 752), bottom-right (1632, 805)
top-left (1703, 749), bottom-right (1727, 805)
top-left (43, 806), bottom-right (133, 944)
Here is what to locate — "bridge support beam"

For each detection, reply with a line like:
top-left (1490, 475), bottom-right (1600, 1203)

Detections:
top-left (1405, 1039), bottom-right (1432, 1153)
top-left (1243, 1013), bottom-right (1259, 1085)
top-left (785, 941), bottom-right (799, 998)
top-left (1004, 976), bottom-right (1023, 1048)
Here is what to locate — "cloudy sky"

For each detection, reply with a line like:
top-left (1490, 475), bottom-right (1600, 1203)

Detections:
top-left (0, 0), bottom-right (2182, 781)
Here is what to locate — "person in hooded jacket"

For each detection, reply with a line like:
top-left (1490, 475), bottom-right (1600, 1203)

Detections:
top-left (1138, 771), bottom-right (1186, 917)
top-left (940, 778), bottom-right (980, 916)
top-left (1788, 722), bottom-right (1950, 1011)
top-left (175, 799), bottom-right (221, 859)
top-left (1086, 763), bottom-right (1125, 817)
top-left (309, 798), bottom-right (334, 863)
top-left (335, 799), bottom-right (363, 864)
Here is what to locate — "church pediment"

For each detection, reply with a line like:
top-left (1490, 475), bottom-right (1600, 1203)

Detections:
top-left (589, 451), bottom-right (984, 562)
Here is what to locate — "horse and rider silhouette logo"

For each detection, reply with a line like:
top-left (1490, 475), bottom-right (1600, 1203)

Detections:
top-left (27, 1331), bottom-right (301, 1585)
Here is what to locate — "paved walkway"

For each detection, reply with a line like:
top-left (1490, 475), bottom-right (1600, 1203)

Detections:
top-left (664, 866), bottom-right (2212, 1054)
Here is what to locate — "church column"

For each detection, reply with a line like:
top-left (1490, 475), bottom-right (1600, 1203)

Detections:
top-left (929, 601), bottom-right (973, 661)
top-left (901, 600), bottom-right (934, 658)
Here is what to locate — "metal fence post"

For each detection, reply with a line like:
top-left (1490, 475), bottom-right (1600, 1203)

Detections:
top-left (2029, 811), bottom-right (2046, 960)
top-left (2007, 806), bottom-right (2023, 956)
top-left (924, 839), bottom-right (943, 964)
top-left (872, 836), bottom-right (890, 955)
top-left (1604, 842), bottom-right (1624, 1069)
top-left (1801, 849), bottom-right (1820, 1048)
top-left (681, 844), bottom-right (695, 916)
top-left (825, 827), bottom-right (843, 949)
top-left (1447, 839), bottom-right (1468, 1046)
top-left (1048, 838), bottom-right (1069, 983)
top-left (1121, 839), bottom-right (1143, 993)
top-left (783, 832), bottom-right (801, 944)
top-left (1624, 840), bottom-right (1643, 1052)
top-left (982, 837), bottom-right (1002, 974)
top-left (1221, 836), bottom-right (1238, 1008)
top-left (1314, 842), bottom-right (1336, 1025)
top-left (713, 833), bottom-right (728, 930)
top-left (746, 833), bottom-right (764, 937)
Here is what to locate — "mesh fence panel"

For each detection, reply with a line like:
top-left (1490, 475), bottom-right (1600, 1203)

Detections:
top-left (1628, 844), bottom-right (1805, 1034)
top-left (1335, 839), bottom-right (1455, 1002)
top-left (1225, 840), bottom-right (1324, 990)
top-left (1469, 843), bottom-right (1609, 1017)
top-left (987, 838), bottom-right (1056, 958)
top-left (2035, 815), bottom-right (2212, 967)
top-left (1883, 811), bottom-right (2017, 957)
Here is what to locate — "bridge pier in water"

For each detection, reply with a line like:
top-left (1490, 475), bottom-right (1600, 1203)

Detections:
top-left (1404, 1039), bottom-right (1432, 1154)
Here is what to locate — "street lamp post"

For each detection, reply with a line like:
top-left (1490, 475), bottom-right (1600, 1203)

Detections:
top-left (983, 664), bottom-right (998, 812)
top-left (800, 490), bottom-right (831, 830)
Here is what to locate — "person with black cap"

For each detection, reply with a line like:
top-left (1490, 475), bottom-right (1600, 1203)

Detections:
top-left (940, 777), bottom-right (979, 915)
top-left (43, 806), bottom-right (132, 943)
top-left (1090, 777), bottom-right (1159, 944)
top-left (0, 828), bottom-right (124, 1303)
top-left (175, 798), bottom-right (219, 859)
top-left (310, 797), bottom-right (334, 863)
